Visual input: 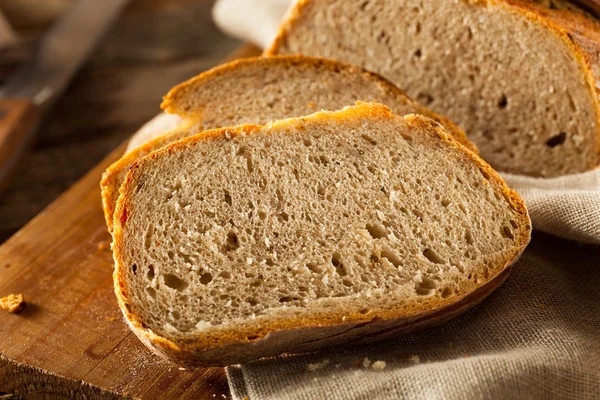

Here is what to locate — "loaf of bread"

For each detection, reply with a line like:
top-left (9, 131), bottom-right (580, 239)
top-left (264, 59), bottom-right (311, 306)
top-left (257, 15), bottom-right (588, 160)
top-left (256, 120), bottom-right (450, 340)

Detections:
top-left (101, 56), bottom-right (472, 232)
top-left (267, 0), bottom-right (600, 177)
top-left (112, 102), bottom-right (531, 366)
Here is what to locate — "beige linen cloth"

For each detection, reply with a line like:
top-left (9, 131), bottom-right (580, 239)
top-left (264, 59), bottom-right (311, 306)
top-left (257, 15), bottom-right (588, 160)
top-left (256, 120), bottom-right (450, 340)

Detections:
top-left (124, 1), bottom-right (600, 397)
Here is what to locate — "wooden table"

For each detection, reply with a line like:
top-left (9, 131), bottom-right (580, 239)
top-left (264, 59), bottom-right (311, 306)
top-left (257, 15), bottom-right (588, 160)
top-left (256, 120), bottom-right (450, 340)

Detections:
top-left (0, 1), bottom-right (247, 398)
top-left (0, 0), bottom-right (241, 244)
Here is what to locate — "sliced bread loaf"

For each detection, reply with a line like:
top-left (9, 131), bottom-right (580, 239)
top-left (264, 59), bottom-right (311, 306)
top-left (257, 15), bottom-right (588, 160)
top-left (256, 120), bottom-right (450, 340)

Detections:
top-left (101, 56), bottom-right (471, 232)
top-left (266, 0), bottom-right (600, 177)
top-left (113, 102), bottom-right (531, 366)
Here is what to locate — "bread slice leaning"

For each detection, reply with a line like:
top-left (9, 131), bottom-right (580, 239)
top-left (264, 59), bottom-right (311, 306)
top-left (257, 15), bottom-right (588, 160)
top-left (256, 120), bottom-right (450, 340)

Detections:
top-left (266, 0), bottom-right (600, 177)
top-left (113, 102), bottom-right (531, 366)
top-left (101, 55), bottom-right (473, 232)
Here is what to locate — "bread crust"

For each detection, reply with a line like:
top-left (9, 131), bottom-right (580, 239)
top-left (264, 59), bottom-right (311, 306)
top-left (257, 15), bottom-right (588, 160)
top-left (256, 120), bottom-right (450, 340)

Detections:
top-left (101, 55), bottom-right (474, 233)
top-left (112, 102), bottom-right (531, 366)
top-left (265, 0), bottom-right (600, 173)
top-left (161, 55), bottom-right (472, 150)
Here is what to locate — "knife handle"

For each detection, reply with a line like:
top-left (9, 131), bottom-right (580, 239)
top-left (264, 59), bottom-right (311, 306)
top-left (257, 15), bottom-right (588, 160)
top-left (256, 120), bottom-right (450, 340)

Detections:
top-left (0, 98), bottom-right (40, 194)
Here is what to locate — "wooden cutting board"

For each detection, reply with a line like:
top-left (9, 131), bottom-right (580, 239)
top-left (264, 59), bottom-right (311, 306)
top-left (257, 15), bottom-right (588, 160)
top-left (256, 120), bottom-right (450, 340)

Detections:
top-left (0, 44), bottom-right (261, 400)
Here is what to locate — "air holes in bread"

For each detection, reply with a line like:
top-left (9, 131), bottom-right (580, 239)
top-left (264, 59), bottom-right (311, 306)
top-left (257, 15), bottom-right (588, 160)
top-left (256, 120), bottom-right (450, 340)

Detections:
top-left (465, 229), bottom-right (474, 245)
top-left (366, 222), bottom-right (388, 239)
top-left (131, 264), bottom-right (137, 275)
top-left (306, 262), bottom-right (322, 273)
top-left (498, 94), bottom-right (508, 109)
top-left (441, 287), bottom-right (452, 298)
top-left (223, 231), bottom-right (239, 252)
top-left (413, 48), bottom-right (422, 59)
top-left (199, 272), bottom-right (213, 285)
top-left (331, 252), bottom-right (346, 276)
top-left (502, 225), bottom-right (515, 240)
top-left (423, 248), bottom-right (446, 264)
top-left (361, 134), bottom-right (377, 145)
top-left (146, 286), bottom-right (156, 299)
top-left (219, 271), bottom-right (231, 279)
top-left (144, 224), bottom-right (154, 249)
top-left (381, 249), bottom-right (402, 268)
top-left (546, 132), bottom-right (567, 148)
top-left (224, 191), bottom-right (232, 206)
top-left (246, 297), bottom-right (258, 306)
top-left (147, 265), bottom-right (155, 281)
top-left (163, 274), bottom-right (189, 291)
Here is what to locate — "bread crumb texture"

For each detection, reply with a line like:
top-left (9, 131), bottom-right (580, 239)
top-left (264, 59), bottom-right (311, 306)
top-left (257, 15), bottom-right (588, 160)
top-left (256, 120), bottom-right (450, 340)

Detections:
top-left (113, 102), bottom-right (530, 365)
top-left (0, 293), bottom-right (26, 313)
top-left (268, 0), bottom-right (600, 176)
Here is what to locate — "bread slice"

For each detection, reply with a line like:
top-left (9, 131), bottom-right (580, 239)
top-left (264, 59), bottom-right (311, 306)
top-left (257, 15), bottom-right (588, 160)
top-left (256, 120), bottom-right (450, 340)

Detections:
top-left (101, 56), bottom-right (472, 233)
top-left (113, 102), bottom-right (531, 366)
top-left (266, 0), bottom-right (600, 177)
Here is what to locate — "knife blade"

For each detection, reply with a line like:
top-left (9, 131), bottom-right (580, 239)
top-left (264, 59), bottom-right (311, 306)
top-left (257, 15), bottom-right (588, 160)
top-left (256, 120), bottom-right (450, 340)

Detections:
top-left (0, 0), bottom-right (130, 192)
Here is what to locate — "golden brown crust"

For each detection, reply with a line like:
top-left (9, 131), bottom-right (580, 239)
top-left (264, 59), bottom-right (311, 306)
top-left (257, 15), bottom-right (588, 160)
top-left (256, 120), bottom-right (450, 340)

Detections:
top-left (266, 0), bottom-right (600, 171)
top-left (113, 102), bottom-right (531, 366)
top-left (161, 55), bottom-right (473, 151)
top-left (102, 55), bottom-right (474, 233)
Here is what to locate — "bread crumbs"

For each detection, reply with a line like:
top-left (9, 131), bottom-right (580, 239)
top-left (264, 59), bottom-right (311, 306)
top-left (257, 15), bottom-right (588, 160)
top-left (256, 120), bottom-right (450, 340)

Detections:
top-left (0, 293), bottom-right (25, 313)
top-left (372, 360), bottom-right (387, 370)
top-left (307, 359), bottom-right (330, 371)
top-left (363, 357), bottom-right (371, 368)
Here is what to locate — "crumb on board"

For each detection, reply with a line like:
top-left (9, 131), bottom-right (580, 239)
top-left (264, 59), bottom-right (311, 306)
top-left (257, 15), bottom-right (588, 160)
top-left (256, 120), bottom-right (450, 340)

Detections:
top-left (539, 303), bottom-right (546, 310)
top-left (409, 355), bottom-right (421, 364)
top-left (363, 357), bottom-right (371, 368)
top-left (178, 367), bottom-right (186, 371)
top-left (353, 359), bottom-right (361, 367)
top-left (0, 293), bottom-right (25, 313)
top-left (97, 240), bottom-right (111, 251)
top-left (372, 360), bottom-right (387, 370)
top-left (307, 359), bottom-right (330, 372)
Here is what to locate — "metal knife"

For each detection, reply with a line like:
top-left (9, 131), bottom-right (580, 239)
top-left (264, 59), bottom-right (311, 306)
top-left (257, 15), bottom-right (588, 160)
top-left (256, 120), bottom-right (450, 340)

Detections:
top-left (0, 0), bottom-right (130, 192)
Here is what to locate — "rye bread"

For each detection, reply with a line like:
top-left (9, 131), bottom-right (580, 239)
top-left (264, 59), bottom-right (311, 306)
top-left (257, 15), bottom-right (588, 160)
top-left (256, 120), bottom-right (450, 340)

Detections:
top-left (112, 102), bottom-right (531, 366)
top-left (101, 56), bottom-right (472, 233)
top-left (267, 0), bottom-right (600, 177)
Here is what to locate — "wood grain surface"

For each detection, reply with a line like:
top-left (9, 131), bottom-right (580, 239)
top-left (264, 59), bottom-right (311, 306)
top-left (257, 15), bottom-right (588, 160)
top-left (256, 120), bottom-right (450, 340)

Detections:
top-left (0, 98), bottom-right (40, 194)
top-left (0, 0), bottom-right (261, 398)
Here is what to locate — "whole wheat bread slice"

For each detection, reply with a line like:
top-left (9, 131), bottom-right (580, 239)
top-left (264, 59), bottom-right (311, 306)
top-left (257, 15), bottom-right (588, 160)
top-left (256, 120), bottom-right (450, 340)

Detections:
top-left (113, 102), bottom-right (530, 366)
top-left (101, 56), bottom-right (472, 232)
top-left (266, 0), bottom-right (600, 177)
